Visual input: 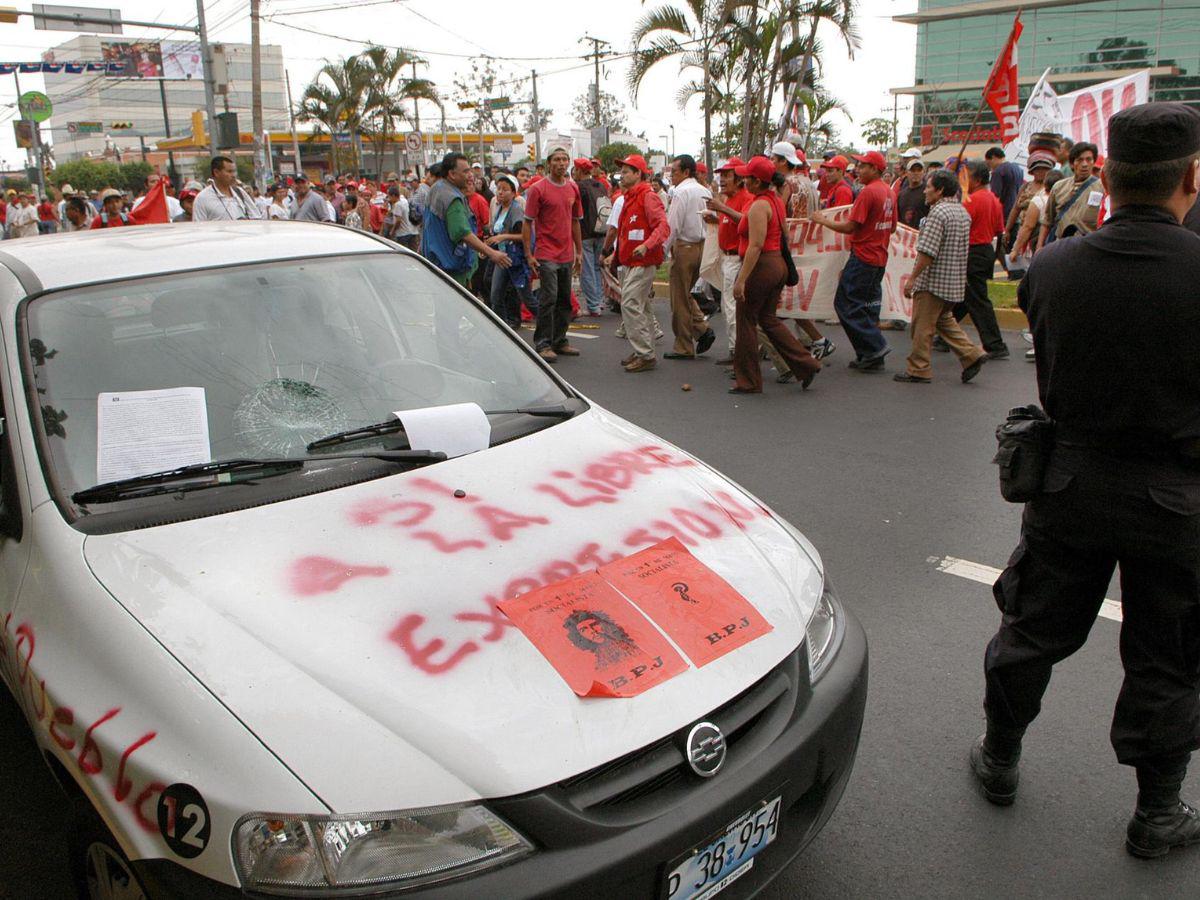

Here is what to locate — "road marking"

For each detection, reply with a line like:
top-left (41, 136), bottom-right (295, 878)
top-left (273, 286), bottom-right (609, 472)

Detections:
top-left (933, 555), bottom-right (1123, 623)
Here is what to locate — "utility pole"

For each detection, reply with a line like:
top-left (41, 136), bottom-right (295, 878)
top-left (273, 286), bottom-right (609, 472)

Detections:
top-left (250, 0), bottom-right (264, 188)
top-left (410, 60), bottom-right (422, 174)
top-left (195, 0), bottom-right (219, 159)
top-left (285, 69), bottom-right (302, 177)
top-left (531, 69), bottom-right (541, 164)
top-left (581, 35), bottom-right (609, 128)
top-left (159, 80), bottom-right (176, 183)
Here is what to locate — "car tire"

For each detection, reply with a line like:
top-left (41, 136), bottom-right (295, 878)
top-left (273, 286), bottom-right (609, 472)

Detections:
top-left (69, 797), bottom-right (150, 900)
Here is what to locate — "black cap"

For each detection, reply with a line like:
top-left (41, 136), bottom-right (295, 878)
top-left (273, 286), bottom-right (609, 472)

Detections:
top-left (1108, 102), bottom-right (1200, 163)
top-left (294, 173), bottom-right (309, 183)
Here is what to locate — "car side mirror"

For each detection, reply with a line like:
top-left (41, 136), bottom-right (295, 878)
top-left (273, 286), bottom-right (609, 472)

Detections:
top-left (0, 417), bottom-right (23, 542)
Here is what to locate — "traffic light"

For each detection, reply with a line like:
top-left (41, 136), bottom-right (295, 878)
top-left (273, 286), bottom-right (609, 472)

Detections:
top-left (110, 121), bottom-right (134, 130)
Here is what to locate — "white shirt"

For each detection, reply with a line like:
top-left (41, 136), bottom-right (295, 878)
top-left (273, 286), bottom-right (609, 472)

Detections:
top-left (606, 195), bottom-right (625, 230)
top-left (268, 201), bottom-right (290, 220)
top-left (10, 203), bottom-right (38, 238)
top-left (323, 199), bottom-right (336, 222)
top-left (192, 182), bottom-right (264, 221)
top-left (132, 192), bottom-right (185, 221)
top-left (391, 197), bottom-right (418, 237)
top-left (665, 177), bottom-right (712, 249)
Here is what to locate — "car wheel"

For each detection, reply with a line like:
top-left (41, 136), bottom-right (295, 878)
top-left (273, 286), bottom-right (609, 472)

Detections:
top-left (69, 799), bottom-right (150, 900)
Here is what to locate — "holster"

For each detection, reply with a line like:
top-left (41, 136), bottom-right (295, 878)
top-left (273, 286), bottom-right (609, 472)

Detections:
top-left (993, 405), bottom-right (1055, 503)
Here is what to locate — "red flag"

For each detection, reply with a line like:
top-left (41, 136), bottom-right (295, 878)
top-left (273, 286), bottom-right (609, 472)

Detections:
top-left (985, 12), bottom-right (1024, 145)
top-left (128, 178), bottom-right (169, 225)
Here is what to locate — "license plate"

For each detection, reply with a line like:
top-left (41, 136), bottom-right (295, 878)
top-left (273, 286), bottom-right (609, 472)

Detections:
top-left (663, 795), bottom-right (781, 900)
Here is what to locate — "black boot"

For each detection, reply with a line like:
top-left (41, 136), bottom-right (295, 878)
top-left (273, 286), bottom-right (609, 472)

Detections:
top-left (969, 733), bottom-right (1020, 806)
top-left (1126, 801), bottom-right (1200, 859)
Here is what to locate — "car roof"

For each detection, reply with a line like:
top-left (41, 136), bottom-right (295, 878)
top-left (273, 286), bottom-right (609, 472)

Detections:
top-left (0, 221), bottom-right (389, 296)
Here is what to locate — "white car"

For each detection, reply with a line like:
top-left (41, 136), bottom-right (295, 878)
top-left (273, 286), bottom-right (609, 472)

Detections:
top-left (0, 222), bottom-right (866, 899)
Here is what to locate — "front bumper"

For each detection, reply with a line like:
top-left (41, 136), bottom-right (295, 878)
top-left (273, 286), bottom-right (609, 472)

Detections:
top-left (133, 606), bottom-right (868, 899)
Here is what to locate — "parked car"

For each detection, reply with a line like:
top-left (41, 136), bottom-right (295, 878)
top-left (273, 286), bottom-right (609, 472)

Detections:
top-left (0, 221), bottom-right (866, 899)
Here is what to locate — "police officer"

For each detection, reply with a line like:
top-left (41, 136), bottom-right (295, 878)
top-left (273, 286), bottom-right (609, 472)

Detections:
top-left (970, 103), bottom-right (1200, 858)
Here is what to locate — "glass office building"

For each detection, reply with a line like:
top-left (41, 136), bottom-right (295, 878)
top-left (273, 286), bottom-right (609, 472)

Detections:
top-left (893, 0), bottom-right (1200, 146)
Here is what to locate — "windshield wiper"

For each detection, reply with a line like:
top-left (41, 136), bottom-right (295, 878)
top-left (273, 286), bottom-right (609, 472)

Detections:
top-left (306, 402), bottom-right (581, 452)
top-left (72, 450), bottom-right (447, 505)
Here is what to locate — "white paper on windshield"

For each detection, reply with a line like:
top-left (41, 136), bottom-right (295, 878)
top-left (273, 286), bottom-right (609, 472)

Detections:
top-left (96, 387), bottom-right (211, 483)
top-left (395, 402), bottom-right (490, 459)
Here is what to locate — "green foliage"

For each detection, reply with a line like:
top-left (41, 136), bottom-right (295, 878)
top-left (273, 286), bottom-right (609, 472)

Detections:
top-left (190, 157), bottom-right (254, 185)
top-left (860, 116), bottom-right (895, 148)
top-left (596, 141), bottom-right (641, 172)
top-left (3, 175), bottom-right (31, 193)
top-left (571, 89), bottom-right (627, 131)
top-left (49, 159), bottom-right (153, 194)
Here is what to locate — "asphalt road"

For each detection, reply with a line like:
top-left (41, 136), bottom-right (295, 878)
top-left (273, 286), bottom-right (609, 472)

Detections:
top-left (1, 300), bottom-right (1196, 898)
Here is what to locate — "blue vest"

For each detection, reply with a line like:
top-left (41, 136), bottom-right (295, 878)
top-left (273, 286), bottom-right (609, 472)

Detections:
top-left (420, 186), bottom-right (476, 275)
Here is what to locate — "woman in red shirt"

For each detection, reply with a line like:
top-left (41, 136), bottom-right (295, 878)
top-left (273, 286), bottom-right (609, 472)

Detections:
top-left (730, 157), bottom-right (821, 394)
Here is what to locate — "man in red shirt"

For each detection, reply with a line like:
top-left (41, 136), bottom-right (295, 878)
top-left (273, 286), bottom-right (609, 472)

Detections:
top-left (823, 156), bottom-right (855, 208)
top-left (89, 189), bottom-right (130, 229)
top-left (704, 157), bottom-right (751, 363)
top-left (523, 145), bottom-right (584, 362)
top-left (948, 160), bottom-right (1010, 359)
top-left (810, 150), bottom-right (897, 369)
top-left (37, 195), bottom-right (57, 234)
top-left (614, 154), bottom-right (670, 373)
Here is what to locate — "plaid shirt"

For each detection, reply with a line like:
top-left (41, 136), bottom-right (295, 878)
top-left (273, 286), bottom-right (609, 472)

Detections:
top-left (912, 196), bottom-right (970, 304)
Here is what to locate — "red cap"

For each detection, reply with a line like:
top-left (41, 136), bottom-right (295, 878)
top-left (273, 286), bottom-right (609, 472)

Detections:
top-left (572, 157), bottom-right (593, 171)
top-left (345, 181), bottom-right (359, 190)
top-left (851, 150), bottom-right (887, 170)
top-left (179, 190), bottom-right (197, 201)
top-left (696, 162), bottom-right (708, 174)
top-left (591, 158), bottom-right (602, 168)
top-left (825, 155), bottom-right (848, 171)
top-left (716, 155), bottom-right (745, 173)
top-left (617, 154), bottom-right (651, 176)
top-left (734, 155), bottom-right (775, 182)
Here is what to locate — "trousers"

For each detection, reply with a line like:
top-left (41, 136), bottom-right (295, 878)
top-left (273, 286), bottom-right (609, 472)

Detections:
top-left (669, 240), bottom-right (709, 354)
top-left (984, 445), bottom-right (1200, 767)
top-left (733, 254), bottom-right (820, 392)
top-left (534, 261), bottom-right (572, 351)
top-left (619, 264), bottom-right (658, 360)
top-left (955, 243), bottom-right (1008, 353)
top-left (833, 253), bottom-right (888, 361)
top-left (906, 291), bottom-right (985, 379)
top-left (489, 260), bottom-right (535, 331)
top-left (580, 237), bottom-right (604, 313)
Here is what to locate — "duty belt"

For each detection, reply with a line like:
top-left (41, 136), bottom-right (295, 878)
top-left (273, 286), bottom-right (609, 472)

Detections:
top-left (1055, 425), bottom-right (1200, 462)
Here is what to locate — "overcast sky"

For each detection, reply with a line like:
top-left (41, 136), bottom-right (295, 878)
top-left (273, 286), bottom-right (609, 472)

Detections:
top-left (0, 0), bottom-right (917, 165)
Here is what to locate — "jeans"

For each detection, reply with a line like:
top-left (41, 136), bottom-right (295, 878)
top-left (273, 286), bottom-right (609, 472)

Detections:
top-left (580, 237), bottom-right (604, 313)
top-left (534, 261), bottom-right (572, 351)
top-left (489, 262), bottom-right (535, 331)
top-left (833, 253), bottom-right (889, 361)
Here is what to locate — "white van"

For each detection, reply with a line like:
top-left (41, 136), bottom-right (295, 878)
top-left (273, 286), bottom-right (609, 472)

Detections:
top-left (0, 222), bottom-right (866, 899)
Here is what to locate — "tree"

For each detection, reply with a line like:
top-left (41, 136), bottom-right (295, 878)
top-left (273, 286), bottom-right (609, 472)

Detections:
top-left (359, 46), bottom-right (439, 175)
top-left (860, 116), bottom-right (894, 148)
top-left (596, 141), bottom-right (642, 172)
top-left (571, 89), bottom-right (627, 131)
top-left (299, 55), bottom-right (375, 173)
top-left (453, 58), bottom-right (539, 133)
top-left (795, 89), bottom-right (851, 153)
top-left (50, 159), bottom-right (150, 193)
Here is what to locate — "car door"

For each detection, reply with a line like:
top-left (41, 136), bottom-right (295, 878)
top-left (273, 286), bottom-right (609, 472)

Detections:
top-left (0, 288), bottom-right (32, 695)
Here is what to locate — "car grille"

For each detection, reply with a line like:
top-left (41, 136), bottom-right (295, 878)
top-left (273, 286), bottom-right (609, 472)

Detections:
top-left (555, 645), bottom-right (809, 823)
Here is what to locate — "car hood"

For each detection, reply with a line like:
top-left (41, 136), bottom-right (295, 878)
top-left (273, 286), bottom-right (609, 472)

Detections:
top-left (82, 409), bottom-right (822, 812)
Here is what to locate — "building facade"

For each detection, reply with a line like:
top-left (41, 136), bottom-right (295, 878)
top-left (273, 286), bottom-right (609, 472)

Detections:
top-left (893, 0), bottom-right (1200, 147)
top-left (42, 36), bottom-right (289, 164)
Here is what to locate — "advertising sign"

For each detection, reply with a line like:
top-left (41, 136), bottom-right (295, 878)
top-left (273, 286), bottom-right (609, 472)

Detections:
top-left (161, 40), bottom-right (203, 80)
top-left (66, 120), bottom-right (103, 134)
top-left (18, 91), bottom-right (52, 122)
top-left (100, 40), bottom-right (162, 78)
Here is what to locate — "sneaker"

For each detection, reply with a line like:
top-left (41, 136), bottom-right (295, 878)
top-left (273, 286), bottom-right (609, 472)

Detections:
top-left (624, 357), bottom-right (657, 373)
top-left (1020, 330), bottom-right (1034, 345)
top-left (776, 371), bottom-right (795, 384)
top-left (538, 347), bottom-right (558, 363)
top-left (811, 337), bottom-right (837, 360)
top-left (556, 343), bottom-right (581, 356)
top-left (1025, 348), bottom-right (1036, 363)
top-left (614, 324), bottom-right (627, 338)
top-left (654, 327), bottom-right (664, 342)
top-left (969, 734), bottom-right (1019, 806)
top-left (1126, 801), bottom-right (1200, 859)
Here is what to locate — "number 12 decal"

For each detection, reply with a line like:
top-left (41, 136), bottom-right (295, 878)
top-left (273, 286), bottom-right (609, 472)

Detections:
top-left (156, 783), bottom-right (211, 859)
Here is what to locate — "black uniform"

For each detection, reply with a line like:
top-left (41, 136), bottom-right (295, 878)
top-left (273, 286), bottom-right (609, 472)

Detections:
top-left (984, 204), bottom-right (1200, 775)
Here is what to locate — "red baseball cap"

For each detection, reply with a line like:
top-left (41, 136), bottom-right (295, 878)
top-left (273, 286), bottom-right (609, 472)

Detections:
top-left (345, 181), bottom-right (359, 190)
top-left (851, 150), bottom-right (887, 170)
top-left (716, 155), bottom-right (745, 173)
top-left (696, 162), bottom-right (708, 174)
top-left (572, 157), bottom-right (593, 170)
top-left (617, 154), bottom-right (651, 175)
top-left (825, 155), bottom-right (849, 171)
top-left (734, 155), bottom-right (775, 182)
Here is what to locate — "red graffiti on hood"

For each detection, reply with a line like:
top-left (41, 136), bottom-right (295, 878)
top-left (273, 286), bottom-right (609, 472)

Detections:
top-left (289, 556), bottom-right (391, 596)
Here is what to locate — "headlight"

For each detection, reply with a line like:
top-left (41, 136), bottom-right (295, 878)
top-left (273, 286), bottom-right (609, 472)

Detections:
top-left (234, 804), bottom-right (532, 895)
top-left (806, 577), bottom-right (843, 682)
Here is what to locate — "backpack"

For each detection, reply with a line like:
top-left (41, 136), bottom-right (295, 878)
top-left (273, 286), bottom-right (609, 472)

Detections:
top-left (593, 192), bottom-right (613, 235)
top-left (408, 200), bottom-right (423, 226)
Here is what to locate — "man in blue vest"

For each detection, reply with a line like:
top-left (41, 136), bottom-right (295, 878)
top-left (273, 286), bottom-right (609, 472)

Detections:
top-left (421, 152), bottom-right (509, 287)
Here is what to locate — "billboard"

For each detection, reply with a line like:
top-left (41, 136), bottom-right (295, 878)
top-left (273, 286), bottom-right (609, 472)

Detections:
top-left (162, 40), bottom-right (203, 80)
top-left (100, 40), bottom-right (162, 78)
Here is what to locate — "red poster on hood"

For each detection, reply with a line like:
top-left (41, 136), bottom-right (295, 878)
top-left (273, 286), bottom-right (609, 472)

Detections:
top-left (599, 538), bottom-right (772, 667)
top-left (498, 571), bottom-right (688, 698)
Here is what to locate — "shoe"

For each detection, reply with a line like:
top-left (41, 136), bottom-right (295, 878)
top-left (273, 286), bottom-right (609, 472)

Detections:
top-left (776, 371), bottom-right (795, 384)
top-left (894, 372), bottom-right (931, 383)
top-left (1126, 801), bottom-right (1200, 859)
top-left (801, 371), bottom-right (816, 390)
top-left (987, 347), bottom-right (1011, 360)
top-left (654, 328), bottom-right (665, 342)
top-left (615, 324), bottom-right (627, 339)
top-left (850, 356), bottom-right (886, 372)
top-left (539, 347), bottom-right (558, 362)
top-left (624, 357), bottom-right (657, 373)
top-left (619, 353), bottom-right (637, 367)
top-left (587, 310), bottom-right (602, 317)
top-left (696, 329), bottom-right (716, 355)
top-left (811, 337), bottom-right (837, 360)
top-left (1020, 330), bottom-right (1034, 345)
top-left (962, 356), bottom-right (987, 383)
top-left (1025, 349), bottom-right (1036, 362)
top-left (664, 352), bottom-right (696, 360)
top-left (714, 356), bottom-right (734, 366)
top-left (969, 734), bottom-right (1019, 806)
top-left (728, 387), bottom-right (760, 394)
top-left (556, 343), bottom-right (580, 356)
top-left (932, 335), bottom-right (951, 353)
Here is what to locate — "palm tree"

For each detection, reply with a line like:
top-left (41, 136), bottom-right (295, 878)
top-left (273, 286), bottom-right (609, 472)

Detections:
top-left (360, 46), bottom-right (439, 174)
top-left (297, 84), bottom-right (348, 173)
top-left (299, 55), bottom-right (374, 174)
top-left (777, 0), bottom-right (860, 141)
top-left (795, 89), bottom-right (851, 153)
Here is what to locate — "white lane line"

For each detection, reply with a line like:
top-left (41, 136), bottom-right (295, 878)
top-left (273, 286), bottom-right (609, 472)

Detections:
top-left (933, 555), bottom-right (1123, 623)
